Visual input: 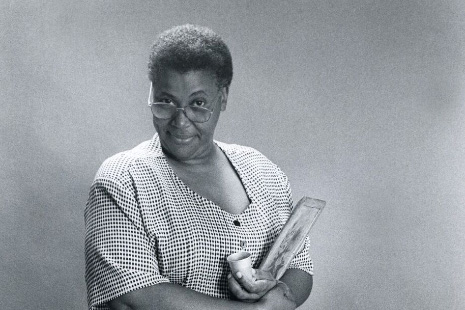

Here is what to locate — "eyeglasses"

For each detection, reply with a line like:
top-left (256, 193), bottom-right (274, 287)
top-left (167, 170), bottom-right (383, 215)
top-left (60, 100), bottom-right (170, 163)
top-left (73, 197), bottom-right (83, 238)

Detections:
top-left (147, 84), bottom-right (216, 123)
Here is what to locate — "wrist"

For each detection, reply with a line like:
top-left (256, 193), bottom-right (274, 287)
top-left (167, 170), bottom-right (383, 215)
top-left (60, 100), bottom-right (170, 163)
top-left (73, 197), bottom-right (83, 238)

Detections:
top-left (255, 282), bottom-right (297, 310)
top-left (275, 281), bottom-right (297, 307)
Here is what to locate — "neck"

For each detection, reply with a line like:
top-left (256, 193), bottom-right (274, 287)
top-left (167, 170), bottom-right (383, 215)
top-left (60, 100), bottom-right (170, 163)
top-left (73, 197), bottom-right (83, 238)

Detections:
top-left (164, 142), bottom-right (220, 168)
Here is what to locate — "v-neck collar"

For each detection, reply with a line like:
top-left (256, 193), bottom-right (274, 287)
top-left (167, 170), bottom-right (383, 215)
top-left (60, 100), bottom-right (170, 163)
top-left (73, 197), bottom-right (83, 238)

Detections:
top-left (155, 137), bottom-right (255, 216)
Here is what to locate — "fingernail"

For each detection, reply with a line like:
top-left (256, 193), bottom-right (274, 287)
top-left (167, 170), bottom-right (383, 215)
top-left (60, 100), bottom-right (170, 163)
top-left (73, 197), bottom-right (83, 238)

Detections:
top-left (227, 274), bottom-right (232, 279)
top-left (236, 272), bottom-right (243, 279)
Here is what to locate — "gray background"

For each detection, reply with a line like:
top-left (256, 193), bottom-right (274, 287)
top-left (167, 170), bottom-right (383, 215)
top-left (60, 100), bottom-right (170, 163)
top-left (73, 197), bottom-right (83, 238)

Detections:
top-left (1, 1), bottom-right (464, 309)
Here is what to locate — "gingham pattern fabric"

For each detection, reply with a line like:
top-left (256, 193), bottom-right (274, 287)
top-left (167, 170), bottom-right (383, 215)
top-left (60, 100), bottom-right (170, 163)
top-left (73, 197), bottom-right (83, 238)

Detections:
top-left (85, 134), bottom-right (313, 309)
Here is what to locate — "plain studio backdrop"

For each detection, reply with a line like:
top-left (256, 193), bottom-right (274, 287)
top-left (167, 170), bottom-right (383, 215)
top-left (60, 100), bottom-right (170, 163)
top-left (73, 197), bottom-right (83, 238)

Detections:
top-left (1, 1), bottom-right (464, 309)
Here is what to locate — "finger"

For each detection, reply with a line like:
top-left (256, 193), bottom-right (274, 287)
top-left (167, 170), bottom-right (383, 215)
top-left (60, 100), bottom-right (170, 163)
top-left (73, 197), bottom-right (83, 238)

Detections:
top-left (228, 273), bottom-right (248, 298)
top-left (247, 269), bottom-right (278, 293)
top-left (253, 269), bottom-right (275, 281)
top-left (232, 271), bottom-right (262, 293)
top-left (228, 274), bottom-right (252, 300)
top-left (228, 274), bottom-right (261, 301)
top-left (235, 273), bottom-right (275, 294)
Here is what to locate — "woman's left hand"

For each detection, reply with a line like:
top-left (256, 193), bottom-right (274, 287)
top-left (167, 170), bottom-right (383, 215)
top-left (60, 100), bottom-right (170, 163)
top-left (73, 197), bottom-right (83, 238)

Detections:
top-left (227, 269), bottom-right (277, 302)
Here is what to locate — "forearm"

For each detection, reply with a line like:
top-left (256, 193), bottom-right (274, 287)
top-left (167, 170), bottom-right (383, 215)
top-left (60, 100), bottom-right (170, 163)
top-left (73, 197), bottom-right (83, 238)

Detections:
top-left (108, 282), bottom-right (259, 310)
top-left (279, 268), bottom-right (313, 307)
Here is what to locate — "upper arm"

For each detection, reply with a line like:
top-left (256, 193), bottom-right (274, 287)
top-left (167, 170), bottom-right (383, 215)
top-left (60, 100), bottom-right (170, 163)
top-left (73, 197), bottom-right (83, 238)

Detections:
top-left (107, 282), bottom-right (261, 310)
top-left (107, 298), bottom-right (131, 310)
top-left (107, 285), bottom-right (158, 310)
top-left (106, 283), bottom-right (186, 310)
top-left (280, 268), bottom-right (313, 307)
top-left (85, 178), bottom-right (169, 309)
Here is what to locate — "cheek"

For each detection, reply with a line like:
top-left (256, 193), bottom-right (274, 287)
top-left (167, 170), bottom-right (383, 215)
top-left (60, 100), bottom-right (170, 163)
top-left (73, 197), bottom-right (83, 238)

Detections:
top-left (152, 117), bottom-right (158, 130)
top-left (201, 117), bottom-right (220, 136)
top-left (152, 117), bottom-right (166, 133)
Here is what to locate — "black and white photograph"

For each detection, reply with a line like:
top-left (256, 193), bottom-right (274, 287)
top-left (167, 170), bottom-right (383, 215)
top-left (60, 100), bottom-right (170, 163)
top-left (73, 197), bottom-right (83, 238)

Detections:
top-left (1, 1), bottom-right (464, 309)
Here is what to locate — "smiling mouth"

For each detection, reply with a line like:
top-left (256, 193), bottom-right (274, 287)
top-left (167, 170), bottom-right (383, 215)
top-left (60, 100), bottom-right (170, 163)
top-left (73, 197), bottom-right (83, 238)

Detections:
top-left (169, 132), bottom-right (195, 144)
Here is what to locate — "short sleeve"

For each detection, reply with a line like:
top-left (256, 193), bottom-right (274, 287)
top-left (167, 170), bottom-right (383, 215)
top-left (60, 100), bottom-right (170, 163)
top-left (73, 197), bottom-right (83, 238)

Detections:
top-left (84, 177), bottom-right (169, 310)
top-left (288, 236), bottom-right (314, 275)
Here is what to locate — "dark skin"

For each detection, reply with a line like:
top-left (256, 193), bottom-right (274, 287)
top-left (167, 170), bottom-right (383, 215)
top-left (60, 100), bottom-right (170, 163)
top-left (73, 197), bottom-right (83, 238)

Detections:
top-left (228, 268), bottom-right (313, 307)
top-left (108, 69), bottom-right (313, 309)
top-left (108, 269), bottom-right (312, 310)
top-left (151, 70), bottom-right (251, 215)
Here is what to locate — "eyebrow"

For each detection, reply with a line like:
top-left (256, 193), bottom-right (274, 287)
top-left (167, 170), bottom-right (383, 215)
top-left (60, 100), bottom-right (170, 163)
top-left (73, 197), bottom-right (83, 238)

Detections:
top-left (157, 91), bottom-right (176, 98)
top-left (157, 90), bottom-right (208, 98)
top-left (154, 90), bottom-right (213, 104)
top-left (189, 90), bottom-right (208, 97)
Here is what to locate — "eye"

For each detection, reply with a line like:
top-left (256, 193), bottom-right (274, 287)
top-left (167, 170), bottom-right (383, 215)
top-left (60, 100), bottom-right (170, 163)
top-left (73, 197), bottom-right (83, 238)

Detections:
top-left (192, 100), bottom-right (206, 107)
top-left (159, 98), bottom-right (173, 104)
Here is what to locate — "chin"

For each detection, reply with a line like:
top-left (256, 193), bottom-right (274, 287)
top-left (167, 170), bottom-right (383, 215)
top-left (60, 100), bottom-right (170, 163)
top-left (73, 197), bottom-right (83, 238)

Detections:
top-left (162, 139), bottom-right (199, 161)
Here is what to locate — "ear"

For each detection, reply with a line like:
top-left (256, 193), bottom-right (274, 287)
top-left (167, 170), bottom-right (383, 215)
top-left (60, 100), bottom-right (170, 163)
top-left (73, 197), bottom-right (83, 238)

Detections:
top-left (219, 86), bottom-right (229, 111)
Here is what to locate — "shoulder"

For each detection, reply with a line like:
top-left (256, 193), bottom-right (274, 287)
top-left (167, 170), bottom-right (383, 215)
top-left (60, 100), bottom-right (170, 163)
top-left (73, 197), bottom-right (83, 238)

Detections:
top-left (216, 140), bottom-right (287, 177)
top-left (216, 140), bottom-right (271, 162)
top-left (94, 135), bottom-right (163, 186)
top-left (217, 141), bottom-right (293, 207)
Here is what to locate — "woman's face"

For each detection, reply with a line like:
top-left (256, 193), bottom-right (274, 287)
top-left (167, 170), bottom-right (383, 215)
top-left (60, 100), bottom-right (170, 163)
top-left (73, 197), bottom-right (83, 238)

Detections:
top-left (151, 69), bottom-right (228, 163)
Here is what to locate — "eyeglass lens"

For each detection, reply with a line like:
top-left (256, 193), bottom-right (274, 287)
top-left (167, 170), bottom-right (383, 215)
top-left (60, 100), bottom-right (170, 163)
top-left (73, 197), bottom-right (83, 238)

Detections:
top-left (151, 104), bottom-right (212, 123)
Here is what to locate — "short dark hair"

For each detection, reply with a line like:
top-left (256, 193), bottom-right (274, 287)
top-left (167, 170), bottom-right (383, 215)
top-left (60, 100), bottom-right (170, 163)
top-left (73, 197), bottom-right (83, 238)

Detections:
top-left (148, 24), bottom-right (233, 89)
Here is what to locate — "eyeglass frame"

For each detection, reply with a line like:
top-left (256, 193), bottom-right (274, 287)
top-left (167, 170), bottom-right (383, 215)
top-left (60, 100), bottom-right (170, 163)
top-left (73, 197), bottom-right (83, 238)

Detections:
top-left (147, 84), bottom-right (218, 123)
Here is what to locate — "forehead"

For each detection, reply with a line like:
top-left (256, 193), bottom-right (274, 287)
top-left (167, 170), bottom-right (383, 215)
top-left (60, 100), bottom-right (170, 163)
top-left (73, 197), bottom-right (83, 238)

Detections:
top-left (152, 69), bottom-right (218, 94)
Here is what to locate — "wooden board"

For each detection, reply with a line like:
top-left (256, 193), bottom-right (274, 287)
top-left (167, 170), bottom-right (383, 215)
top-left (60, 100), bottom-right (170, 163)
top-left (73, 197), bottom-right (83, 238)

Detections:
top-left (258, 196), bottom-right (326, 279)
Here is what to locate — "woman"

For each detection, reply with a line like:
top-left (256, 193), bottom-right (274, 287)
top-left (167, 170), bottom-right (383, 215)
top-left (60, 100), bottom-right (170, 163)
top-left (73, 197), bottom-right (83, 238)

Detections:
top-left (85, 24), bottom-right (313, 310)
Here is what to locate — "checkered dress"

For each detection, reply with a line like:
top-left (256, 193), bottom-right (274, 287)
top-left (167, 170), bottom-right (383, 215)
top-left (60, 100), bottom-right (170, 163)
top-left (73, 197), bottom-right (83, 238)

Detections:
top-left (85, 134), bottom-right (313, 309)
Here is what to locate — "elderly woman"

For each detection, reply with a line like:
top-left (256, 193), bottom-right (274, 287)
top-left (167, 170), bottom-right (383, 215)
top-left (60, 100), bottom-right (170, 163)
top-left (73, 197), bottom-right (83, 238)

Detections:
top-left (85, 24), bottom-right (313, 310)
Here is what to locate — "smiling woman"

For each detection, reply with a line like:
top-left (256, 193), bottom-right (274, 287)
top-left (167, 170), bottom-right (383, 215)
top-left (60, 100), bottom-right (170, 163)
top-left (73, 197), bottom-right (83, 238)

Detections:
top-left (150, 69), bottom-right (226, 162)
top-left (84, 24), bottom-right (313, 310)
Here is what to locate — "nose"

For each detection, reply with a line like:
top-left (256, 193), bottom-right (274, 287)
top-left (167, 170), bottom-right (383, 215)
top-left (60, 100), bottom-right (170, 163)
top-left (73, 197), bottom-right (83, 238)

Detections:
top-left (172, 107), bottom-right (191, 128)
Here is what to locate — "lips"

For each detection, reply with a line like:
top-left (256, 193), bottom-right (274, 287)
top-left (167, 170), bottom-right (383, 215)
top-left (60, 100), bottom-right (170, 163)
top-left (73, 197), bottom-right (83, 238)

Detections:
top-left (168, 132), bottom-right (195, 144)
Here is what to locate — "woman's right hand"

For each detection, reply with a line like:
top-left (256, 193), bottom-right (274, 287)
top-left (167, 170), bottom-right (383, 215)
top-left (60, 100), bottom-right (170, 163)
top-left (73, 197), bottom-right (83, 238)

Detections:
top-left (255, 281), bottom-right (297, 310)
top-left (228, 269), bottom-right (277, 302)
